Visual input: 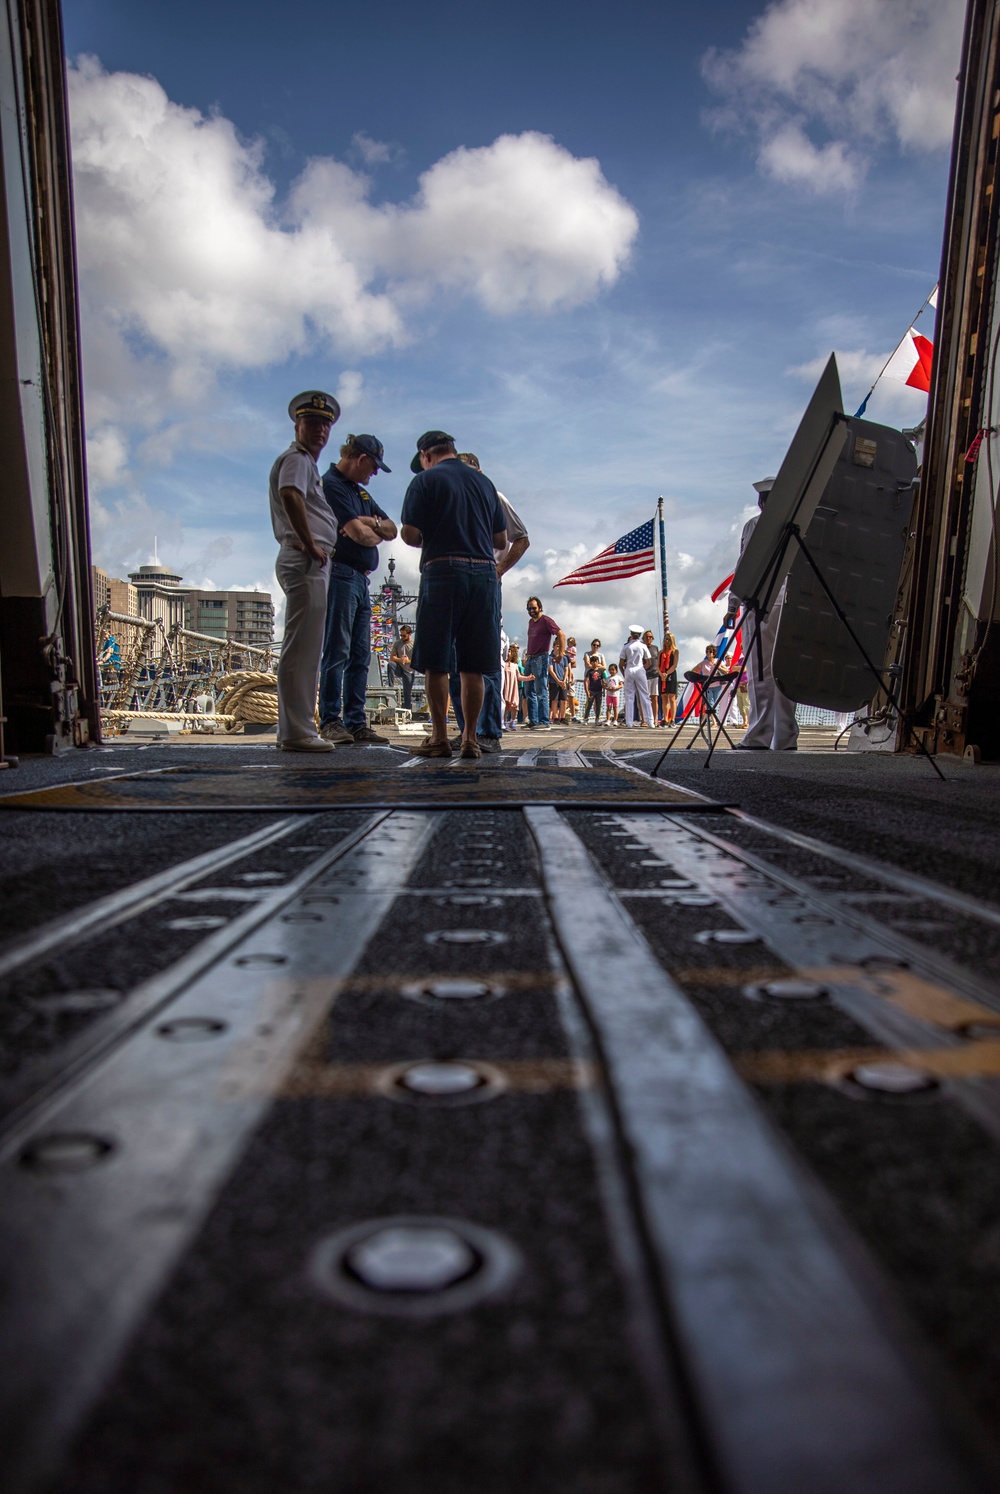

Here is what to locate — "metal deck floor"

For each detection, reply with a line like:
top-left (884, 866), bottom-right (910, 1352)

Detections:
top-left (1, 744), bottom-right (999, 1493)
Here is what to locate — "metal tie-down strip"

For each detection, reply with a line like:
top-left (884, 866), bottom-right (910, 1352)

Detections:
top-left (524, 805), bottom-right (986, 1494)
top-left (0, 811), bottom-right (439, 1494)
top-left (0, 813), bottom-right (391, 1140)
top-left (0, 814), bottom-right (314, 983)
top-left (617, 813), bottom-right (1000, 1142)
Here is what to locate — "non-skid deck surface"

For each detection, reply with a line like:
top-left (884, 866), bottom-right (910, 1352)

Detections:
top-left (0, 757), bottom-right (713, 810)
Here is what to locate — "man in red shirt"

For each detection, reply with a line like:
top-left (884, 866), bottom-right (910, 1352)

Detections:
top-left (524, 597), bottom-right (565, 731)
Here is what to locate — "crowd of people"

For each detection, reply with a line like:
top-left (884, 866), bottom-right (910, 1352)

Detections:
top-left (268, 388), bottom-right (788, 756)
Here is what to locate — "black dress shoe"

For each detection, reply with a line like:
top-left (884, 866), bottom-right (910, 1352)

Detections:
top-left (732, 742), bottom-right (768, 751)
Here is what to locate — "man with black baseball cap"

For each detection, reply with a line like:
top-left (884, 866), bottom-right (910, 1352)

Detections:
top-left (317, 433), bottom-right (398, 745)
top-left (269, 390), bottom-right (340, 752)
top-left (400, 430), bottom-right (506, 758)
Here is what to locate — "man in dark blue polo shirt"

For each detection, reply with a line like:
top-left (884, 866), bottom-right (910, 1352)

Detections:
top-left (400, 430), bottom-right (506, 760)
top-left (318, 434), bottom-right (398, 745)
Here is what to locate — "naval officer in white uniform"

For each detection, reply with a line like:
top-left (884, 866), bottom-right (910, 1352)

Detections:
top-left (620, 625), bottom-right (653, 727)
top-left (269, 390), bottom-right (341, 751)
top-left (724, 475), bottom-right (799, 751)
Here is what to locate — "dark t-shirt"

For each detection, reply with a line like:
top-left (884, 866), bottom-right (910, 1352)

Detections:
top-left (527, 613), bottom-right (560, 656)
top-left (400, 457), bottom-right (505, 565)
top-left (585, 666), bottom-right (604, 694)
top-left (322, 466), bottom-right (390, 574)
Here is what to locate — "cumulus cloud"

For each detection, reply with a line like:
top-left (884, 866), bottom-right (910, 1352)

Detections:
top-left (703, 0), bottom-right (965, 193)
top-left (68, 57), bottom-right (638, 350)
top-left (69, 55), bottom-right (637, 512)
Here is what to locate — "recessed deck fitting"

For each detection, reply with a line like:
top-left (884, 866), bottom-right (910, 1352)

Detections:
top-left (694, 929), bottom-right (762, 945)
top-left (424, 929), bottom-right (508, 946)
top-left (745, 978), bottom-right (828, 1001)
top-left (308, 1216), bottom-right (522, 1315)
top-left (382, 1061), bottom-right (504, 1104)
top-left (156, 1017), bottom-right (228, 1042)
top-left (165, 915), bottom-right (228, 931)
top-left (849, 1061), bottom-right (938, 1095)
top-left (19, 1133), bottom-right (115, 1171)
top-left (401, 978), bottom-right (499, 1003)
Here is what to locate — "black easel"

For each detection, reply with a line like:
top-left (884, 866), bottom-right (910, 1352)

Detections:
top-left (650, 514), bottom-right (945, 781)
top-left (783, 522), bottom-right (945, 782)
top-left (651, 516), bottom-right (799, 775)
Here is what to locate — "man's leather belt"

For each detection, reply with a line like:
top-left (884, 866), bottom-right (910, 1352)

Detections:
top-left (422, 555), bottom-right (496, 566)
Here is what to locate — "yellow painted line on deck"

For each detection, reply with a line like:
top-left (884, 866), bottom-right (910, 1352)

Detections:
top-left (734, 1039), bottom-right (1000, 1086)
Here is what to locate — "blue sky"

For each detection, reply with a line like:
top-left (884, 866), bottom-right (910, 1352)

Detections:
top-left (65, 0), bottom-right (964, 665)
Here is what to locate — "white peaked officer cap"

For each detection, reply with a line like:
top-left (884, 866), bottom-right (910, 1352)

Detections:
top-left (753, 475), bottom-right (776, 494)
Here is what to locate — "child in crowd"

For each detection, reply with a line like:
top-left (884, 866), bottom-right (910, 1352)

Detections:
top-left (503, 644), bottom-right (521, 731)
top-left (583, 654), bottom-right (605, 723)
top-left (548, 641), bottom-right (569, 723)
top-left (604, 663), bottom-right (620, 725)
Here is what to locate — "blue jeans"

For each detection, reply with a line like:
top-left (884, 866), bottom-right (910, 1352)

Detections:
top-left (450, 667), bottom-right (502, 737)
top-left (318, 564), bottom-right (371, 731)
top-left (524, 653), bottom-right (549, 726)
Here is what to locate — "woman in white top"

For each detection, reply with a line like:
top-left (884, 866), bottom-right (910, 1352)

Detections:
top-left (620, 626), bottom-right (653, 727)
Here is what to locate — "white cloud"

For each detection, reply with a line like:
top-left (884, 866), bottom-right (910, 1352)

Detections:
top-left (334, 370), bottom-right (365, 413)
top-left (703, 0), bottom-right (965, 193)
top-left (757, 122), bottom-right (863, 194)
top-left (350, 131), bottom-right (404, 168)
top-left (70, 57), bottom-right (638, 549)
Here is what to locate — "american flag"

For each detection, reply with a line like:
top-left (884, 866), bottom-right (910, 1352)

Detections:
top-left (553, 518), bottom-right (656, 587)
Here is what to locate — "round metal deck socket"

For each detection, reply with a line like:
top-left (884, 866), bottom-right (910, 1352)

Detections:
top-left (301, 895), bottom-right (340, 905)
top-left (381, 1060), bottom-right (505, 1105)
top-left (281, 911), bottom-right (323, 923)
top-left (309, 1216), bottom-right (522, 1316)
top-left (694, 929), bottom-right (762, 946)
top-left (960, 1022), bottom-right (1000, 1041)
top-left (157, 1017), bottom-right (228, 1042)
top-left (674, 893), bottom-right (716, 907)
top-left (237, 872), bottom-right (287, 883)
top-left (19, 1132), bottom-right (115, 1171)
top-left (401, 977), bottom-right (502, 1005)
top-left (234, 952), bottom-right (287, 967)
top-left (442, 877), bottom-right (492, 888)
top-left (30, 988), bottom-right (123, 1014)
top-left (848, 1061), bottom-right (938, 1096)
top-left (283, 845), bottom-right (323, 853)
top-left (745, 978), bottom-right (828, 1001)
top-left (433, 894), bottom-right (503, 910)
top-left (425, 929), bottom-right (508, 947)
top-left (658, 879), bottom-right (696, 890)
top-left (166, 915), bottom-right (228, 931)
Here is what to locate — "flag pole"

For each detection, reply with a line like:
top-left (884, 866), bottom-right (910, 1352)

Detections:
top-left (853, 283), bottom-right (938, 418)
top-left (657, 496), bottom-right (669, 636)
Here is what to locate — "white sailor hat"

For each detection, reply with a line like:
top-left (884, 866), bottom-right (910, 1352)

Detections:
top-left (628, 623), bottom-right (644, 635)
top-left (753, 475), bottom-right (776, 494)
top-left (288, 390), bottom-right (341, 423)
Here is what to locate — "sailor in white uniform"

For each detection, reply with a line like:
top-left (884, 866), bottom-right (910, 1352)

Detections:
top-left (724, 476), bottom-right (799, 751)
top-left (620, 625), bottom-right (653, 727)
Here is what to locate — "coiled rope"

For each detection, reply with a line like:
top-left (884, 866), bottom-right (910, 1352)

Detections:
top-left (216, 670), bottom-right (279, 730)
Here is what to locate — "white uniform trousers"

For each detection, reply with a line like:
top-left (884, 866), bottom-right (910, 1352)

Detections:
top-left (741, 599), bottom-right (798, 750)
top-left (275, 547), bottom-right (331, 745)
top-left (624, 666), bottom-right (653, 726)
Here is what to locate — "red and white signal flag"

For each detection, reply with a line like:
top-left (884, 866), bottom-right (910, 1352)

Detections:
top-left (882, 326), bottom-right (934, 393)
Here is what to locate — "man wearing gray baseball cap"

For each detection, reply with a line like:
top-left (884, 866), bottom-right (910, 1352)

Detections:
top-left (269, 390), bottom-right (340, 752)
